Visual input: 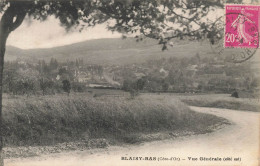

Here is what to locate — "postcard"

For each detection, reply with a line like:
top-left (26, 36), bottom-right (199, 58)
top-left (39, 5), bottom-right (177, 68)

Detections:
top-left (0, 0), bottom-right (259, 166)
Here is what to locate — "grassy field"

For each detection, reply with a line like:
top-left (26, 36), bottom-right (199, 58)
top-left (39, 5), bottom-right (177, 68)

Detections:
top-left (174, 93), bottom-right (260, 112)
top-left (76, 90), bottom-right (260, 112)
top-left (2, 92), bottom-right (227, 147)
top-left (139, 93), bottom-right (260, 112)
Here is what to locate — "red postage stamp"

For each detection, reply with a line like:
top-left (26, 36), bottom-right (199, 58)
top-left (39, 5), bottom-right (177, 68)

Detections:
top-left (225, 5), bottom-right (259, 48)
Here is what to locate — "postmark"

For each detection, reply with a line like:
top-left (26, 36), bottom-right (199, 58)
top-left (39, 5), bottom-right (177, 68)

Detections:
top-left (225, 5), bottom-right (259, 48)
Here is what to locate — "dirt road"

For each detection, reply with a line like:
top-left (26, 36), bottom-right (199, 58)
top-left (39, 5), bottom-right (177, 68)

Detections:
top-left (6, 107), bottom-right (259, 166)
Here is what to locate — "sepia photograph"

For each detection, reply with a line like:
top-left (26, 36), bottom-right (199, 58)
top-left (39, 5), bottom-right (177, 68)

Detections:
top-left (0, 0), bottom-right (259, 166)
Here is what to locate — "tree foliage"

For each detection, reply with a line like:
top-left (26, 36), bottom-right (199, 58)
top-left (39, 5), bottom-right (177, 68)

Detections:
top-left (62, 79), bottom-right (71, 95)
top-left (0, 0), bottom-right (242, 49)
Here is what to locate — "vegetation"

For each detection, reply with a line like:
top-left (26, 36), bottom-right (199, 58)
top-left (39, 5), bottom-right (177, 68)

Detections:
top-left (2, 94), bottom-right (227, 147)
top-left (3, 59), bottom-right (90, 96)
top-left (62, 80), bottom-right (71, 96)
top-left (168, 93), bottom-right (260, 112)
top-left (181, 99), bottom-right (260, 112)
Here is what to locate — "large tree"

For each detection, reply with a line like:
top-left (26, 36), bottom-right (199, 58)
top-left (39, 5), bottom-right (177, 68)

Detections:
top-left (0, 0), bottom-right (240, 165)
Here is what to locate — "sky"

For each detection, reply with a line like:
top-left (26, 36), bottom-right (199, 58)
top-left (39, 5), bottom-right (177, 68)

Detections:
top-left (5, 7), bottom-right (224, 50)
top-left (7, 16), bottom-right (122, 49)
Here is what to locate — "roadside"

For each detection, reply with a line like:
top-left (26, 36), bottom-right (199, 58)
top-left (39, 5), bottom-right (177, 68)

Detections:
top-left (2, 95), bottom-right (228, 159)
top-left (5, 106), bottom-right (259, 166)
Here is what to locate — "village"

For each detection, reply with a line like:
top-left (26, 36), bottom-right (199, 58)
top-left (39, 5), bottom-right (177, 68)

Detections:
top-left (4, 53), bottom-right (258, 96)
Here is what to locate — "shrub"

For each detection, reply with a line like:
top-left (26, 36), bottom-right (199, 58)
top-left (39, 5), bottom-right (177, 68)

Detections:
top-left (231, 91), bottom-right (239, 98)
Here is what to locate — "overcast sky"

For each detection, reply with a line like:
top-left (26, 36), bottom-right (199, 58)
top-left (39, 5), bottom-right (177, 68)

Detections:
top-left (7, 16), bottom-right (122, 49)
top-left (6, 7), bottom-right (224, 50)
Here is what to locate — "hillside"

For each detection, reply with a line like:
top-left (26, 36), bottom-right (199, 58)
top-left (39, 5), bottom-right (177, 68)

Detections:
top-left (5, 38), bottom-right (215, 65)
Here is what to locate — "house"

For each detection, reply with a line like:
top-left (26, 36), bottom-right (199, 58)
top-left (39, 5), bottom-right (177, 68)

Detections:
top-left (77, 73), bottom-right (92, 83)
top-left (18, 61), bottom-right (26, 65)
top-left (61, 65), bottom-right (68, 70)
top-left (159, 68), bottom-right (169, 76)
top-left (56, 74), bottom-right (61, 80)
top-left (87, 83), bottom-right (112, 88)
top-left (186, 65), bottom-right (198, 71)
top-left (135, 73), bottom-right (146, 79)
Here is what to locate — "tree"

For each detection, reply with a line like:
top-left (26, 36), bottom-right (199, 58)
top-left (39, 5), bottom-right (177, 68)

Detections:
top-left (122, 79), bottom-right (132, 91)
top-left (136, 78), bottom-right (146, 91)
top-left (62, 79), bottom-right (71, 96)
top-left (0, 0), bottom-right (240, 164)
top-left (3, 68), bottom-right (18, 94)
top-left (39, 77), bottom-right (54, 95)
top-left (21, 78), bottom-right (37, 96)
top-left (162, 82), bottom-right (169, 91)
top-left (49, 58), bottom-right (58, 70)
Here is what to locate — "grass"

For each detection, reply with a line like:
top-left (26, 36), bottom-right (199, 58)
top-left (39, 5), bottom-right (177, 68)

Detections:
top-left (144, 93), bottom-right (260, 112)
top-left (179, 94), bottom-right (260, 112)
top-left (182, 99), bottom-right (260, 112)
top-left (2, 93), bottom-right (227, 147)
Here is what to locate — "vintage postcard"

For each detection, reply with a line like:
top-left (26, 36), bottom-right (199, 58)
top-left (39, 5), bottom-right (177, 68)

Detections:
top-left (0, 0), bottom-right (259, 166)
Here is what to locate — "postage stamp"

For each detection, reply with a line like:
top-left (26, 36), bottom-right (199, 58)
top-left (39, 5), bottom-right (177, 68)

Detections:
top-left (225, 5), bottom-right (259, 48)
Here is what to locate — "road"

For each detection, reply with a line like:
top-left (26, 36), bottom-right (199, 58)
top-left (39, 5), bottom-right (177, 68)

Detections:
top-left (6, 107), bottom-right (260, 166)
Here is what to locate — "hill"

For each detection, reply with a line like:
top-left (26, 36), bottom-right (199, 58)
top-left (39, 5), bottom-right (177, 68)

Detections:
top-left (5, 37), bottom-right (215, 65)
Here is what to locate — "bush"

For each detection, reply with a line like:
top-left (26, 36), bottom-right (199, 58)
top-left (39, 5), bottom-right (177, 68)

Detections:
top-left (231, 91), bottom-right (239, 98)
top-left (129, 89), bottom-right (139, 99)
top-left (72, 82), bottom-right (86, 92)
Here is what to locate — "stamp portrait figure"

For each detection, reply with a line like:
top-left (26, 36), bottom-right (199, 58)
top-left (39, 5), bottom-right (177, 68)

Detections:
top-left (231, 8), bottom-right (255, 45)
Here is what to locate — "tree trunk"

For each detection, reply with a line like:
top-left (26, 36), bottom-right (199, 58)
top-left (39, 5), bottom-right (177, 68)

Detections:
top-left (0, 20), bottom-right (8, 166)
top-left (0, 3), bottom-right (26, 165)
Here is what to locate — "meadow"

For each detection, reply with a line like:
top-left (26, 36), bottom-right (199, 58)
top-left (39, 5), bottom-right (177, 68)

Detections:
top-left (174, 93), bottom-right (260, 112)
top-left (2, 92), bottom-right (227, 147)
top-left (75, 90), bottom-right (260, 112)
